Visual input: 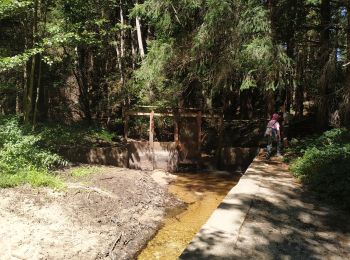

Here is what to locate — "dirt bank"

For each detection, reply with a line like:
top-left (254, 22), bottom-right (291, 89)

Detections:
top-left (0, 167), bottom-right (182, 260)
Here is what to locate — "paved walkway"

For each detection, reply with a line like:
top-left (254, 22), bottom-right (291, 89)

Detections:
top-left (180, 156), bottom-right (350, 259)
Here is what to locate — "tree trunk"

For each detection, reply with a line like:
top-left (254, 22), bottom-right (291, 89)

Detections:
top-left (316, 0), bottom-right (331, 130)
top-left (32, 56), bottom-right (42, 129)
top-left (342, 0), bottom-right (350, 128)
top-left (285, 42), bottom-right (293, 113)
top-left (24, 0), bottom-right (39, 124)
top-left (76, 46), bottom-right (92, 121)
top-left (115, 1), bottom-right (125, 85)
top-left (19, 64), bottom-right (27, 115)
top-left (120, 1), bottom-right (125, 59)
top-left (136, 15), bottom-right (145, 58)
top-left (131, 30), bottom-right (137, 69)
top-left (25, 55), bottom-right (36, 123)
top-left (295, 49), bottom-right (305, 119)
top-left (266, 90), bottom-right (275, 118)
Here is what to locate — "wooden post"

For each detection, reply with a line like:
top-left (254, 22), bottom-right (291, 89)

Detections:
top-left (217, 114), bottom-right (224, 169)
top-left (197, 111), bottom-right (202, 168)
top-left (124, 113), bottom-right (129, 140)
top-left (149, 110), bottom-right (154, 143)
top-left (174, 109), bottom-right (179, 142)
top-left (149, 110), bottom-right (155, 170)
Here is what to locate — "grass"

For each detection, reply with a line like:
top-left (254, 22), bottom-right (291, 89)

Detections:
top-left (0, 117), bottom-right (114, 190)
top-left (0, 166), bottom-right (100, 190)
top-left (70, 166), bottom-right (99, 178)
top-left (0, 116), bottom-right (67, 190)
top-left (0, 169), bottom-right (64, 189)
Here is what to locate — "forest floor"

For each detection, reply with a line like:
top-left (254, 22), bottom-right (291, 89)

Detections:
top-left (0, 166), bottom-right (182, 260)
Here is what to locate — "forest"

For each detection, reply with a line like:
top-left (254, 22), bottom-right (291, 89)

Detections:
top-left (1, 0), bottom-right (350, 201)
top-left (0, 0), bottom-right (349, 126)
top-left (1, 0), bottom-right (350, 259)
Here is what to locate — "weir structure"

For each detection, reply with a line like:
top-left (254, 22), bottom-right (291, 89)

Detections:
top-left (124, 106), bottom-right (257, 172)
top-left (125, 106), bottom-right (224, 172)
top-left (59, 106), bottom-right (260, 172)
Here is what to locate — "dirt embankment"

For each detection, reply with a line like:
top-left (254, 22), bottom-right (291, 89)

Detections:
top-left (0, 167), bottom-right (182, 260)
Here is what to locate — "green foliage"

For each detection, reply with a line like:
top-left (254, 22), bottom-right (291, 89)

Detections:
top-left (133, 0), bottom-right (293, 106)
top-left (133, 0), bottom-right (201, 38)
top-left (0, 116), bottom-right (66, 188)
top-left (288, 129), bottom-right (350, 209)
top-left (0, 48), bottom-right (43, 72)
top-left (133, 39), bottom-right (175, 105)
top-left (0, 170), bottom-right (64, 189)
top-left (38, 123), bottom-right (119, 148)
top-left (0, 0), bottom-right (32, 20)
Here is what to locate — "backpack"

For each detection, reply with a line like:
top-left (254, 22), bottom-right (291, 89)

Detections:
top-left (264, 120), bottom-right (277, 137)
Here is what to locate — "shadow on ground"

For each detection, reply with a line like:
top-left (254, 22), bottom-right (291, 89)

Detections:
top-left (181, 159), bottom-right (350, 260)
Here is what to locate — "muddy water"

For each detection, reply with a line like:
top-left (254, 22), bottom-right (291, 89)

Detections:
top-left (138, 172), bottom-right (239, 260)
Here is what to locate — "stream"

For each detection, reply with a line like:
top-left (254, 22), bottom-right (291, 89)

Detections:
top-left (137, 172), bottom-right (240, 260)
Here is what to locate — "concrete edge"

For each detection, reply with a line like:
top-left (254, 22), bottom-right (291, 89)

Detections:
top-left (180, 151), bottom-right (263, 259)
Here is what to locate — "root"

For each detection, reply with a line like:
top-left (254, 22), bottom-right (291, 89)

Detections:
top-left (109, 233), bottom-right (123, 260)
top-left (67, 184), bottom-right (119, 200)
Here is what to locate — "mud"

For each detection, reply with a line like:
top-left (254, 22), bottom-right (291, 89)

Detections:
top-left (0, 167), bottom-right (182, 260)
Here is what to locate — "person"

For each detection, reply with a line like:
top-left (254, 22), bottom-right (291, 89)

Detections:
top-left (265, 113), bottom-right (281, 159)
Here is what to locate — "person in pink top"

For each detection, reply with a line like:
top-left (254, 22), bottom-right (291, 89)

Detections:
top-left (265, 113), bottom-right (281, 159)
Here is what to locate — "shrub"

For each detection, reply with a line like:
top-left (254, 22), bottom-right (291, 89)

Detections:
top-left (288, 128), bottom-right (350, 209)
top-left (0, 116), bottom-right (66, 188)
top-left (37, 123), bottom-right (119, 148)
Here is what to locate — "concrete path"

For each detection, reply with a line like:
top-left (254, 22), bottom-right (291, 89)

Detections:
top-left (180, 156), bottom-right (350, 259)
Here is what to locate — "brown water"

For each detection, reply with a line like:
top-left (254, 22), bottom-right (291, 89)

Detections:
top-left (137, 172), bottom-right (239, 260)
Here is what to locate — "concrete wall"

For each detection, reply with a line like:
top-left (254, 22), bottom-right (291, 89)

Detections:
top-left (59, 146), bottom-right (128, 168)
top-left (219, 147), bottom-right (258, 172)
top-left (59, 144), bottom-right (257, 173)
top-left (128, 141), bottom-right (179, 172)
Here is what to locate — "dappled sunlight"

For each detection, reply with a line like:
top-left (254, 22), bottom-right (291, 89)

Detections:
top-left (181, 159), bottom-right (350, 259)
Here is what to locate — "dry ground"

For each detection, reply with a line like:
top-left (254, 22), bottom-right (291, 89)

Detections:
top-left (0, 167), bottom-right (181, 260)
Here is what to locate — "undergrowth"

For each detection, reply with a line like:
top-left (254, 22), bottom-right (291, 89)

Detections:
top-left (0, 116), bottom-right (66, 189)
top-left (37, 123), bottom-right (120, 148)
top-left (286, 128), bottom-right (350, 210)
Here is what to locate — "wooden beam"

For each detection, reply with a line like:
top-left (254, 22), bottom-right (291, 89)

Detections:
top-left (125, 111), bottom-right (221, 118)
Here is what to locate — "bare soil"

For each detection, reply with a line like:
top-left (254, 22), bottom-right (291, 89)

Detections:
top-left (0, 167), bottom-right (182, 260)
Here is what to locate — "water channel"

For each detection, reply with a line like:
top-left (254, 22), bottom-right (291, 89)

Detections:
top-left (138, 172), bottom-right (240, 260)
